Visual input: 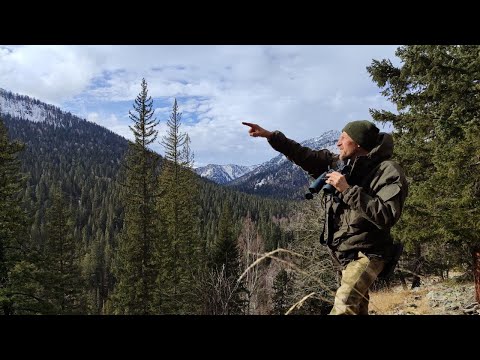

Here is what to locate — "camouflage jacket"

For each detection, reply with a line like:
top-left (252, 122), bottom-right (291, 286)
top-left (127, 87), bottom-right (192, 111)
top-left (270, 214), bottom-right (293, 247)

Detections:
top-left (268, 130), bottom-right (408, 265)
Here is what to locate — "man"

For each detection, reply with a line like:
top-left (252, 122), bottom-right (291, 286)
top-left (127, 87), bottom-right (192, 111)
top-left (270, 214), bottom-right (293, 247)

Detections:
top-left (242, 120), bottom-right (408, 315)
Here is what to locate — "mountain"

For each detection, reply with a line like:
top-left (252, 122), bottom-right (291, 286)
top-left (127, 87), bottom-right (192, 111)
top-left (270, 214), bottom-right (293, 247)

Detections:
top-left (195, 163), bottom-right (259, 184)
top-left (227, 130), bottom-right (341, 199)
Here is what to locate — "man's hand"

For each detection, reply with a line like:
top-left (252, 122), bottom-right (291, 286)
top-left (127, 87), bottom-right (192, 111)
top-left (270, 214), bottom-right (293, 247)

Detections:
top-left (326, 171), bottom-right (350, 193)
top-left (242, 122), bottom-right (273, 139)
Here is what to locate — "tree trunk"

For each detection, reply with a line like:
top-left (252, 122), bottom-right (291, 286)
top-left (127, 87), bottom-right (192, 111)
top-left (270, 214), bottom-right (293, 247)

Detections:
top-left (473, 247), bottom-right (480, 303)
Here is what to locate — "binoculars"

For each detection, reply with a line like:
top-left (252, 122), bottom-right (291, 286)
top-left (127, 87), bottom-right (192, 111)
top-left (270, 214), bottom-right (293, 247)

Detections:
top-left (305, 160), bottom-right (351, 200)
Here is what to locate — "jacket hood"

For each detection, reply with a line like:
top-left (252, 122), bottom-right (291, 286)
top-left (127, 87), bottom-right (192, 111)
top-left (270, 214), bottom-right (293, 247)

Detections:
top-left (348, 132), bottom-right (393, 180)
top-left (367, 132), bottom-right (393, 163)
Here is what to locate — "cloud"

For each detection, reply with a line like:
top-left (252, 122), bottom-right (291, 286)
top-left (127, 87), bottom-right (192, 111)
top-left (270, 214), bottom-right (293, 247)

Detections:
top-left (0, 45), bottom-right (107, 105)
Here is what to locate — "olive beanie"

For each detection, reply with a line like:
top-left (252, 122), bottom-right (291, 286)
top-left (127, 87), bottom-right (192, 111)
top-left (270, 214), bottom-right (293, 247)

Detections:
top-left (342, 120), bottom-right (380, 151)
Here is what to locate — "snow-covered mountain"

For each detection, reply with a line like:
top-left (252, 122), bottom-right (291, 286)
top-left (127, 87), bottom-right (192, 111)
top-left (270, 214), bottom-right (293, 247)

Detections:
top-left (226, 130), bottom-right (341, 199)
top-left (195, 164), bottom-right (259, 184)
top-left (0, 88), bottom-right (80, 127)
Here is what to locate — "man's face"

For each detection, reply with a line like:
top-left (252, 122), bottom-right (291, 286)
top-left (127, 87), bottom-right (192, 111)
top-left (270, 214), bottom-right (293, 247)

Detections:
top-left (337, 131), bottom-right (358, 160)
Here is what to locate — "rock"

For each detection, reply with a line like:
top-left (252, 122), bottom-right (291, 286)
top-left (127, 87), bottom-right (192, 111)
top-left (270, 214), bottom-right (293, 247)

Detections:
top-left (463, 302), bottom-right (478, 310)
top-left (463, 307), bottom-right (477, 315)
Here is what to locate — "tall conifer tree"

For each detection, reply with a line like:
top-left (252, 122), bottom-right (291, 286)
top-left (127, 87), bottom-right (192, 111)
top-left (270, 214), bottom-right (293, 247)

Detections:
top-left (112, 79), bottom-right (161, 314)
top-left (156, 99), bottom-right (202, 314)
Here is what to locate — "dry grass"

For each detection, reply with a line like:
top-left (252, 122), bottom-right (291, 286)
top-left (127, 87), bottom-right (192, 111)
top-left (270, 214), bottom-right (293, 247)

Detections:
top-left (369, 287), bottom-right (433, 315)
top-left (369, 289), bottom-right (409, 314)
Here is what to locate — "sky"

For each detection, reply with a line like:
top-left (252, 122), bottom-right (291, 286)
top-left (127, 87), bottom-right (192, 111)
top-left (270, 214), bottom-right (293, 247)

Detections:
top-left (0, 45), bottom-right (401, 167)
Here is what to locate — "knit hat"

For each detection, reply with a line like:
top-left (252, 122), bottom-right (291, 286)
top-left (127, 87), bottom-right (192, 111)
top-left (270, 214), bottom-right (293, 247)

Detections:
top-left (342, 120), bottom-right (379, 151)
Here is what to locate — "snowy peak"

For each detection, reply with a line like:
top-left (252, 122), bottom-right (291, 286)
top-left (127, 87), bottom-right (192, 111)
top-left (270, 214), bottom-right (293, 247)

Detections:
top-left (195, 163), bottom-right (259, 184)
top-left (0, 88), bottom-right (82, 127)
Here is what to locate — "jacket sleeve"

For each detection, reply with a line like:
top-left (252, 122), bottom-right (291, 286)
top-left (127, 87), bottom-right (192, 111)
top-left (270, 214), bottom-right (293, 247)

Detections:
top-left (267, 131), bottom-right (337, 178)
top-left (338, 166), bottom-right (408, 229)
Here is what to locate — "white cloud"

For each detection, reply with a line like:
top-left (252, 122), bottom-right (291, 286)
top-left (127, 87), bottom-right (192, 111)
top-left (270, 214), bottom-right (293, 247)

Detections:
top-left (0, 45), bottom-right (401, 166)
top-left (0, 45), bottom-right (106, 105)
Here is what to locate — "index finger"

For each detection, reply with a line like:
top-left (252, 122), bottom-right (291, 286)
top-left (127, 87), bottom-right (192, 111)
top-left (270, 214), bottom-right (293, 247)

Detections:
top-left (242, 122), bottom-right (255, 127)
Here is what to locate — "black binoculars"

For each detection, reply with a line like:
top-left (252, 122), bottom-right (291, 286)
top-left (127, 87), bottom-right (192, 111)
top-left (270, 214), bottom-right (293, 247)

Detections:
top-left (305, 160), bottom-right (351, 200)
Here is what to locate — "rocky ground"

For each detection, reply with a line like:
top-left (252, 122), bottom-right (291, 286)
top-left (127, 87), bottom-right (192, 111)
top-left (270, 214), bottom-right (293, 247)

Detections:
top-left (369, 274), bottom-right (479, 315)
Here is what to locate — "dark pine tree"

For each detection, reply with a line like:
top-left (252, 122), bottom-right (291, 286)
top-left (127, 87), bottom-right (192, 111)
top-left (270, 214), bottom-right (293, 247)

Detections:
top-left (271, 269), bottom-right (293, 315)
top-left (112, 78), bottom-right (162, 314)
top-left (156, 99), bottom-right (203, 314)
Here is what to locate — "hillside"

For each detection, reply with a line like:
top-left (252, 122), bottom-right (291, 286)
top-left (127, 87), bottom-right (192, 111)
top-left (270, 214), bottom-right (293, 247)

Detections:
top-left (370, 273), bottom-right (479, 315)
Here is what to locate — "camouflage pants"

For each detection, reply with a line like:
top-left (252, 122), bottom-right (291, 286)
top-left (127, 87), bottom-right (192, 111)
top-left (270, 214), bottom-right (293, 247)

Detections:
top-left (330, 252), bottom-right (385, 315)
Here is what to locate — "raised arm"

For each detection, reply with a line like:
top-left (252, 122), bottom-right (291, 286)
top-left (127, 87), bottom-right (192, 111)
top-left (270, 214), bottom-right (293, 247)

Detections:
top-left (242, 122), bottom-right (337, 178)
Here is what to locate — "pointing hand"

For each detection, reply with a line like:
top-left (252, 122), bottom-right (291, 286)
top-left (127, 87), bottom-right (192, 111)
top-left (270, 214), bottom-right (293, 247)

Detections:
top-left (242, 122), bottom-right (273, 139)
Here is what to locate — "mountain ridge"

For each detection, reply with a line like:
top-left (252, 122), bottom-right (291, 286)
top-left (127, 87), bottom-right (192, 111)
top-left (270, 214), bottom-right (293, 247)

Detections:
top-left (195, 163), bottom-right (259, 184)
